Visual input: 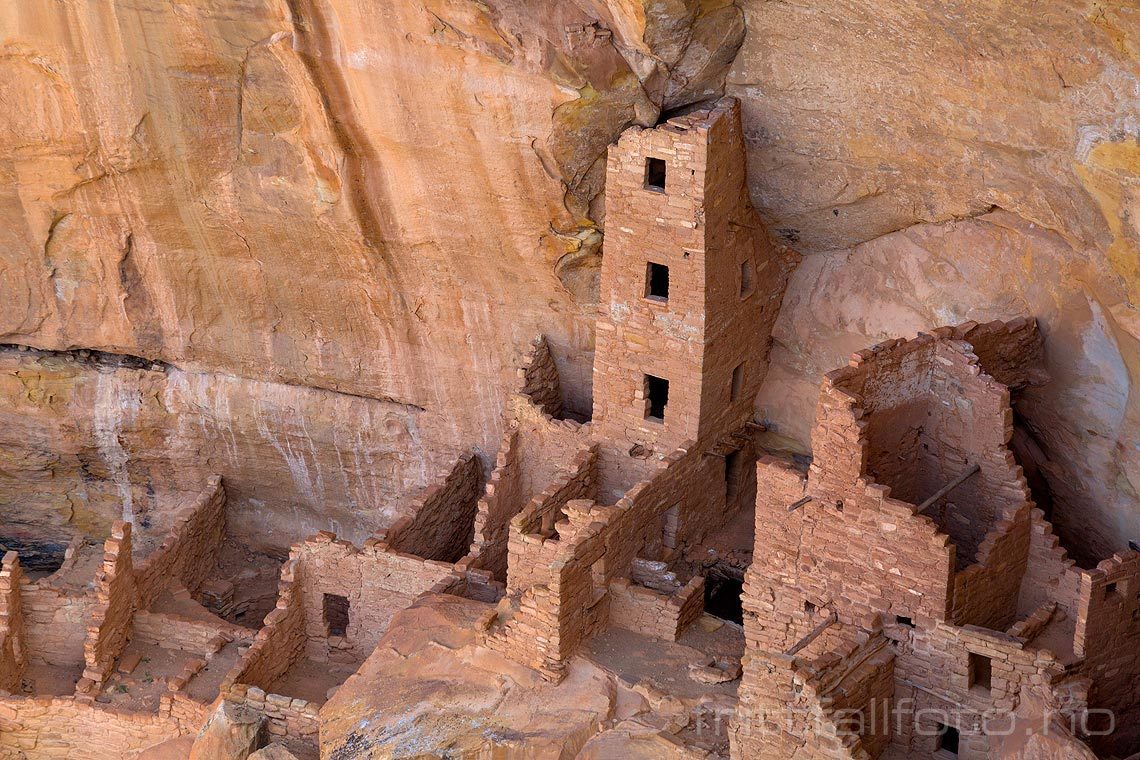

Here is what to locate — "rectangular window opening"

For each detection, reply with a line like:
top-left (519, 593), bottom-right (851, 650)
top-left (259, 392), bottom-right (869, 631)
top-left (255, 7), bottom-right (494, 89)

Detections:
top-left (645, 157), bottom-right (667, 192)
top-left (895, 615), bottom-right (915, 628)
top-left (968, 651), bottom-right (992, 692)
top-left (644, 374), bottom-right (669, 422)
top-left (804, 600), bottom-right (817, 616)
top-left (645, 262), bottom-right (670, 301)
top-left (725, 450), bottom-right (742, 501)
top-left (937, 724), bottom-right (960, 756)
top-left (323, 593), bottom-right (350, 638)
top-left (730, 362), bottom-right (745, 402)
top-left (740, 259), bottom-right (755, 298)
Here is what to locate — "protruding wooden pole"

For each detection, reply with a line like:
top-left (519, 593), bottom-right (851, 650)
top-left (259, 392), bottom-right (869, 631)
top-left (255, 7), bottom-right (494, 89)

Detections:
top-left (785, 611), bottom-right (838, 656)
top-left (917, 463), bottom-right (981, 513)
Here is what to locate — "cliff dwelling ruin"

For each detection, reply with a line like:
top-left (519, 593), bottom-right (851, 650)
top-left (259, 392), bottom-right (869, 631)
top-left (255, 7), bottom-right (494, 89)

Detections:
top-left (2, 0), bottom-right (1139, 755)
top-left (0, 95), bottom-right (1135, 760)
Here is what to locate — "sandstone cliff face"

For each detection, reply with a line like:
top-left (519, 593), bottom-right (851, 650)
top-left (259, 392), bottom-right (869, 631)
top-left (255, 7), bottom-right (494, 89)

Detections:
top-left (0, 1), bottom-right (1137, 561)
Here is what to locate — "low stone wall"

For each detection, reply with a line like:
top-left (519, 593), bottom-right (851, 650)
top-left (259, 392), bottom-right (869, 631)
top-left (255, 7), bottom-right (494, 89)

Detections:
top-left (133, 609), bottom-right (250, 654)
top-left (0, 693), bottom-right (189, 758)
top-left (135, 475), bottom-right (226, 609)
top-left (225, 687), bottom-right (320, 745)
top-left (377, 453), bottom-right (483, 563)
top-left (608, 576), bottom-right (704, 642)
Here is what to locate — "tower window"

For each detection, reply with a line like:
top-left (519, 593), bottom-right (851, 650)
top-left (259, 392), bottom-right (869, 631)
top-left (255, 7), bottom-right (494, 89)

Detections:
top-left (740, 259), bottom-right (755, 298)
top-left (644, 157), bottom-right (667, 192)
top-left (645, 262), bottom-right (670, 301)
top-left (725, 450), bottom-right (742, 501)
top-left (936, 724), bottom-right (960, 756)
top-left (968, 651), bottom-right (992, 692)
top-left (644, 374), bottom-right (669, 422)
top-left (730, 363), bottom-right (745, 402)
top-left (323, 593), bottom-right (350, 638)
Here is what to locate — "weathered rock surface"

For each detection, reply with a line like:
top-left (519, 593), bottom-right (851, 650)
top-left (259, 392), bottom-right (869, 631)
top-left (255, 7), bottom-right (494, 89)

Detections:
top-left (189, 700), bottom-right (265, 760)
top-left (0, 0), bottom-right (1137, 561)
top-left (248, 745), bottom-right (300, 760)
top-left (320, 594), bottom-right (616, 758)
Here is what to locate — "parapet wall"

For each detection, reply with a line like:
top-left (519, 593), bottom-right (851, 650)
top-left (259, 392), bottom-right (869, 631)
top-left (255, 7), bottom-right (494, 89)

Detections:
top-left (135, 475), bottom-right (226, 609)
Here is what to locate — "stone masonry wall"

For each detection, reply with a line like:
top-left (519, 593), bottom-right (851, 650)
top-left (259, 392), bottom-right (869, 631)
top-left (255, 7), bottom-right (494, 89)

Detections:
top-left (133, 610), bottom-right (251, 655)
top-left (608, 575), bottom-right (704, 641)
top-left (505, 446), bottom-right (598, 595)
top-left (519, 335), bottom-right (564, 419)
top-left (592, 98), bottom-right (790, 500)
top-left (222, 556), bottom-right (305, 694)
top-left (746, 453), bottom-right (954, 652)
top-left (0, 693), bottom-right (189, 758)
top-left (379, 453), bottom-right (483, 563)
top-left (79, 521), bottom-right (135, 692)
top-left (806, 325), bottom-right (1040, 630)
top-left (224, 688), bottom-right (320, 746)
top-left (135, 475), bottom-right (226, 610)
top-left (492, 437), bottom-right (739, 677)
top-left (1017, 509), bottom-right (1083, 620)
top-left (731, 631), bottom-right (890, 760)
top-left (294, 532), bottom-right (459, 664)
top-left (464, 427), bottom-right (523, 583)
top-left (21, 584), bottom-right (90, 671)
top-left (1072, 551), bottom-right (1140, 755)
top-left (0, 553), bottom-right (26, 693)
top-left (886, 620), bottom-right (1070, 756)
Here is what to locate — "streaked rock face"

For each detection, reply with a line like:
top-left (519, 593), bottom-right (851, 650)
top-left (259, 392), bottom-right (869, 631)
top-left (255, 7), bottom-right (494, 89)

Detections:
top-left (0, 0), bottom-right (1137, 561)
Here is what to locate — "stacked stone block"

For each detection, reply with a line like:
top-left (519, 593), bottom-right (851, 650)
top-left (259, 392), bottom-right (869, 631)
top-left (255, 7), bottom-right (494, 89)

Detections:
top-left (733, 319), bottom-right (1116, 759)
top-left (608, 574), bottom-right (704, 641)
top-left (79, 521), bottom-right (136, 694)
top-left (592, 97), bottom-right (790, 499)
top-left (377, 452), bottom-right (483, 562)
top-left (518, 335), bottom-right (565, 419)
top-left (0, 553), bottom-right (26, 693)
top-left (135, 474), bottom-right (227, 609)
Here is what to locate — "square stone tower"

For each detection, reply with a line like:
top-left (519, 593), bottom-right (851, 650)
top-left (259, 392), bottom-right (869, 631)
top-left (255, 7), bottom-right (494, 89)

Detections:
top-left (592, 98), bottom-right (780, 472)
